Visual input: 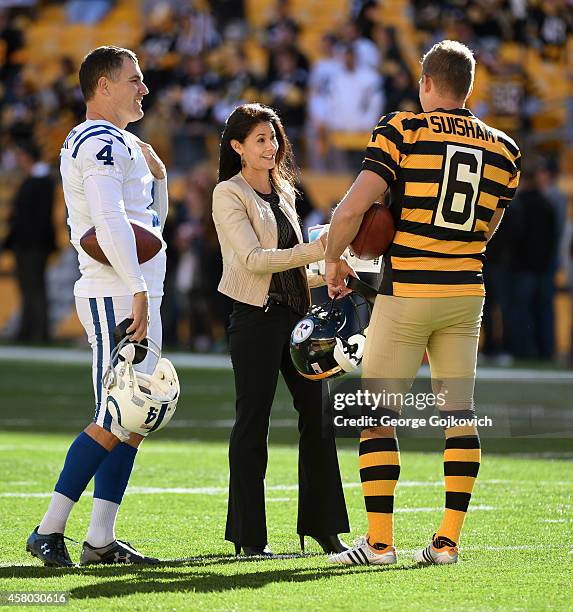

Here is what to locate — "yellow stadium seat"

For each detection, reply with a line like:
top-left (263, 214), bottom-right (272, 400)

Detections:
top-left (301, 170), bottom-right (353, 211)
top-left (329, 131), bottom-right (371, 151)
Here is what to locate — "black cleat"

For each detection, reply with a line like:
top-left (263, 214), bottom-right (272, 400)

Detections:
top-left (79, 539), bottom-right (160, 565)
top-left (26, 526), bottom-right (75, 567)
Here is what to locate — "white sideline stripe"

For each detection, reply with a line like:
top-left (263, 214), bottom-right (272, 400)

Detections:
top-left (0, 481), bottom-right (448, 498)
top-left (1, 479), bottom-right (571, 498)
top-left (507, 452), bottom-right (573, 459)
top-left (1, 346), bottom-right (573, 381)
top-left (0, 482), bottom-right (412, 498)
top-left (0, 346), bottom-right (231, 369)
top-left (0, 418), bottom-right (297, 429)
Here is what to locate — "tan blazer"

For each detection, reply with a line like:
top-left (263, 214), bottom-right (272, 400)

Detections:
top-left (212, 172), bottom-right (325, 307)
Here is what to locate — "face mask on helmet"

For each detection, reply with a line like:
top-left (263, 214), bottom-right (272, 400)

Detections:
top-left (102, 337), bottom-right (179, 436)
top-left (290, 291), bottom-right (371, 381)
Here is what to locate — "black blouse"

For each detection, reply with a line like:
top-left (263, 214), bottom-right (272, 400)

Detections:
top-left (255, 188), bottom-right (309, 316)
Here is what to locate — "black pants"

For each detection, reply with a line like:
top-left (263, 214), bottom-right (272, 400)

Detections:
top-left (225, 301), bottom-right (349, 547)
top-left (14, 247), bottom-right (50, 342)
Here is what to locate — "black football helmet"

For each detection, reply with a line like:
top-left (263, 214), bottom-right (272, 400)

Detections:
top-left (290, 278), bottom-right (375, 381)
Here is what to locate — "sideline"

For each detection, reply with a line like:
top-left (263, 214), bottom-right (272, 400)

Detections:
top-left (2, 346), bottom-right (573, 380)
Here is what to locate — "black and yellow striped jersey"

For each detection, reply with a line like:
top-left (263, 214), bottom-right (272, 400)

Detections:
top-left (362, 107), bottom-right (521, 298)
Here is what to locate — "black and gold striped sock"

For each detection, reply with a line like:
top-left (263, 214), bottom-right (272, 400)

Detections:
top-left (436, 426), bottom-right (481, 544)
top-left (359, 433), bottom-right (400, 547)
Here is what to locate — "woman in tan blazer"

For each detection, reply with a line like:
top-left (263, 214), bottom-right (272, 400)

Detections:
top-left (212, 103), bottom-right (350, 557)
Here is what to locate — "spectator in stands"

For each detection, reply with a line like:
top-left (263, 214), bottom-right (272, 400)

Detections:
top-left (372, 24), bottom-right (410, 82)
top-left (463, 1), bottom-right (505, 44)
top-left (264, 0), bottom-right (300, 49)
top-left (411, 0), bottom-right (444, 33)
top-left (325, 44), bottom-right (384, 170)
top-left (482, 204), bottom-right (514, 363)
top-left (506, 0), bottom-right (528, 43)
top-left (207, 0), bottom-right (246, 30)
top-left (383, 64), bottom-right (420, 113)
top-left (476, 45), bottom-right (538, 142)
top-left (537, 156), bottom-right (568, 265)
top-left (508, 172), bottom-right (558, 360)
top-left (263, 0), bottom-right (309, 82)
top-left (336, 19), bottom-right (380, 71)
top-left (528, 0), bottom-right (572, 62)
top-left (175, 3), bottom-right (221, 57)
top-left (3, 73), bottom-right (38, 144)
top-left (444, 15), bottom-right (479, 50)
top-left (306, 33), bottom-right (340, 169)
top-left (159, 200), bottom-right (180, 348)
top-left (51, 56), bottom-right (84, 123)
top-left (0, 9), bottom-right (24, 87)
top-left (351, 0), bottom-right (380, 39)
top-left (265, 46), bottom-right (307, 160)
top-left (140, 3), bottom-right (179, 111)
top-left (66, 0), bottom-right (114, 25)
top-left (3, 141), bottom-right (56, 343)
top-left (536, 156), bottom-right (568, 358)
top-left (173, 163), bottom-right (228, 351)
top-left (212, 47), bottom-right (261, 126)
top-left (172, 53), bottom-right (220, 170)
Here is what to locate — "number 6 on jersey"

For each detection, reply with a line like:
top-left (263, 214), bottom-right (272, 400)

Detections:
top-left (435, 144), bottom-right (482, 231)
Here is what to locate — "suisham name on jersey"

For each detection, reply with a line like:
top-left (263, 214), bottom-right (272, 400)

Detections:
top-left (429, 115), bottom-right (495, 142)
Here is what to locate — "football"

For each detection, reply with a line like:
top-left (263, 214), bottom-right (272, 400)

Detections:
top-left (80, 222), bottom-right (162, 265)
top-left (350, 202), bottom-right (395, 260)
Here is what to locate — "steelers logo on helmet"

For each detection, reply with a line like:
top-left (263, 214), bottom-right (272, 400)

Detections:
top-left (290, 282), bottom-right (373, 381)
top-left (292, 318), bottom-right (315, 344)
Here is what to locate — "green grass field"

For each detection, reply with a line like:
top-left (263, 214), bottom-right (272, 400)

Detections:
top-left (0, 361), bottom-right (572, 611)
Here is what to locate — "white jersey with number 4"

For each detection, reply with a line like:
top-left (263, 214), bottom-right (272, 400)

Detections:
top-left (61, 119), bottom-right (166, 298)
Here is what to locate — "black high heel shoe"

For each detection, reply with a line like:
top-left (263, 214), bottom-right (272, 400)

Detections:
top-left (234, 543), bottom-right (274, 557)
top-left (299, 534), bottom-right (349, 554)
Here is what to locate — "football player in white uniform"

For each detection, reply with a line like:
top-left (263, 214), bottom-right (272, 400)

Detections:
top-left (27, 46), bottom-right (169, 567)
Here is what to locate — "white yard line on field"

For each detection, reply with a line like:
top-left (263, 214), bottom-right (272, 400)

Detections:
top-left (2, 346), bottom-right (573, 381)
top-left (0, 346), bottom-right (231, 369)
top-left (0, 478), bottom-right (571, 498)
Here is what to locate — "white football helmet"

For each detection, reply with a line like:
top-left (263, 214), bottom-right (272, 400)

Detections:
top-left (102, 337), bottom-right (179, 436)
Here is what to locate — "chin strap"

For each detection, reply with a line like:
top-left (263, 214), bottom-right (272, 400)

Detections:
top-left (346, 276), bottom-right (378, 308)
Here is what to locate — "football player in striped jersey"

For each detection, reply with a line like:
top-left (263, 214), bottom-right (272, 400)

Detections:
top-left (26, 46), bottom-right (168, 567)
top-left (325, 40), bottom-right (520, 566)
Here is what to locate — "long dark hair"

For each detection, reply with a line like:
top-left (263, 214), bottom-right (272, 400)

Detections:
top-left (217, 103), bottom-right (298, 190)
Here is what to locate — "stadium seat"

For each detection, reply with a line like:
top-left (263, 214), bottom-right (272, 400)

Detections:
top-left (329, 132), bottom-right (371, 151)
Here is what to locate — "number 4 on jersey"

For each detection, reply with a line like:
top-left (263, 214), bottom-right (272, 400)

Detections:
top-left (96, 143), bottom-right (114, 166)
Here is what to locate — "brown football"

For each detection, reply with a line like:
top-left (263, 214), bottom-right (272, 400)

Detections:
top-left (80, 222), bottom-right (162, 265)
top-left (350, 202), bottom-right (395, 260)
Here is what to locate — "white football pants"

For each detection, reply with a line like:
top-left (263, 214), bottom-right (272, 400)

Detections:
top-left (76, 295), bottom-right (162, 441)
